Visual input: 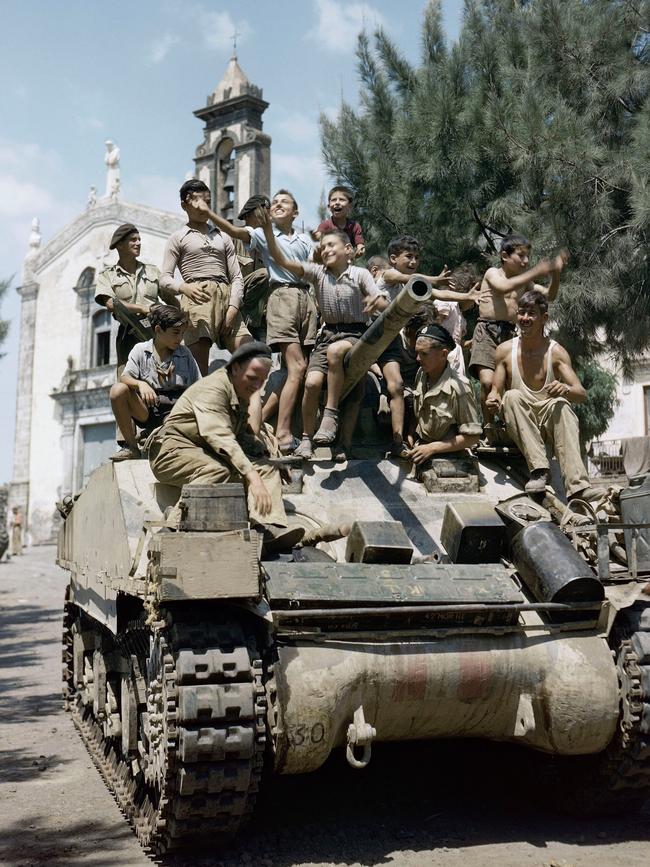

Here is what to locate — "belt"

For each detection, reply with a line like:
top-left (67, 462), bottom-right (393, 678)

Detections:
top-left (323, 322), bottom-right (366, 333)
top-left (186, 275), bottom-right (228, 284)
top-left (269, 280), bottom-right (309, 290)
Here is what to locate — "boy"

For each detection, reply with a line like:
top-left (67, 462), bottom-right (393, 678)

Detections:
top-left (433, 263), bottom-right (479, 377)
top-left (375, 235), bottom-right (480, 456)
top-left (159, 179), bottom-right (251, 375)
top-left (233, 195), bottom-right (272, 340)
top-left (470, 233), bottom-right (567, 423)
top-left (109, 305), bottom-right (201, 461)
top-left (259, 210), bottom-right (387, 458)
top-left (206, 190), bottom-right (316, 454)
top-left (486, 290), bottom-right (598, 501)
top-left (367, 255), bottom-right (389, 282)
top-left (315, 185), bottom-right (365, 259)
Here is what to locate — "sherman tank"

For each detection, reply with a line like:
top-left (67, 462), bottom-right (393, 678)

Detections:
top-left (59, 279), bottom-right (650, 855)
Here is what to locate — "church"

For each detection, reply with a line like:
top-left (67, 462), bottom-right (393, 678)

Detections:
top-left (10, 55), bottom-right (271, 544)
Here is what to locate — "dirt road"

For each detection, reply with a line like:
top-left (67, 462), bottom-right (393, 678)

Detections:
top-left (1, 546), bottom-right (649, 867)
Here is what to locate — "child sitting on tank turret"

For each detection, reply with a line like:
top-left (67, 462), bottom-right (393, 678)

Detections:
top-left (258, 207), bottom-right (388, 458)
top-left (109, 305), bottom-right (201, 461)
top-left (375, 236), bottom-right (480, 458)
top-left (406, 324), bottom-right (483, 469)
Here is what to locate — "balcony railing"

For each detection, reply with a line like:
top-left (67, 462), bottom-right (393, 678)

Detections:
top-left (588, 438), bottom-right (625, 477)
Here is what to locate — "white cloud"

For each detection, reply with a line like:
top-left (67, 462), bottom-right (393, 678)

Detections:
top-left (202, 10), bottom-right (252, 52)
top-left (0, 175), bottom-right (54, 217)
top-left (308, 0), bottom-right (386, 53)
top-left (274, 112), bottom-right (319, 145)
top-left (149, 32), bottom-right (180, 64)
top-left (272, 154), bottom-right (329, 229)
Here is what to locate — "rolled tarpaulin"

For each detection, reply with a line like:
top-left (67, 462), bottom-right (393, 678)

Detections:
top-left (340, 277), bottom-right (432, 401)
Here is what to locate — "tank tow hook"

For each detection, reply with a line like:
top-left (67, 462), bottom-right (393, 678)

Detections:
top-left (346, 705), bottom-right (376, 769)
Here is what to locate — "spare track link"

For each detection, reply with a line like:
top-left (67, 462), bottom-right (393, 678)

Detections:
top-left (62, 601), bottom-right (267, 854)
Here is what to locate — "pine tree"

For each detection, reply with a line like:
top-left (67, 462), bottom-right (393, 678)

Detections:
top-left (320, 0), bottom-right (650, 369)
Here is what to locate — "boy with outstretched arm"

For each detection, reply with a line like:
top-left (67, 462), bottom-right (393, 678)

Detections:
top-left (206, 190), bottom-right (316, 454)
top-left (259, 209), bottom-right (387, 458)
top-left (315, 185), bottom-right (365, 259)
top-left (470, 233), bottom-right (567, 426)
top-left (160, 179), bottom-right (251, 375)
top-left (375, 235), bottom-right (480, 457)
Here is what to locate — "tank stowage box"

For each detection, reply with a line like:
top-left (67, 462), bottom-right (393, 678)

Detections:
top-left (440, 501), bottom-right (506, 563)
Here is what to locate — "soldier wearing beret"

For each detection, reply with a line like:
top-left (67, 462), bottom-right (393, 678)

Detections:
top-left (407, 323), bottom-right (483, 466)
top-left (95, 223), bottom-right (178, 375)
top-left (148, 341), bottom-right (303, 553)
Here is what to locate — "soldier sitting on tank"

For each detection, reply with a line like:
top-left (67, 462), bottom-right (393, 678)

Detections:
top-left (109, 305), bottom-right (201, 462)
top-left (406, 324), bottom-right (483, 469)
top-left (148, 341), bottom-right (304, 554)
top-left (95, 223), bottom-right (178, 375)
top-left (485, 290), bottom-right (600, 501)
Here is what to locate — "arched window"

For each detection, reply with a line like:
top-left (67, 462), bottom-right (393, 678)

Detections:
top-left (76, 267), bottom-right (96, 289)
top-left (93, 309), bottom-right (112, 367)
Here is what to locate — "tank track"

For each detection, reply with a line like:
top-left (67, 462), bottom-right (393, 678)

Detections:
top-left (62, 600), bottom-right (267, 854)
top-left (538, 600), bottom-right (650, 813)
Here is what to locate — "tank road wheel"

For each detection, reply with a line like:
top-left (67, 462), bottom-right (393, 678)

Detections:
top-left (62, 601), bottom-right (267, 854)
top-left (536, 601), bottom-right (650, 815)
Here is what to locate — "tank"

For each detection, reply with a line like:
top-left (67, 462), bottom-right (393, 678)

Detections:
top-left (58, 280), bottom-right (650, 854)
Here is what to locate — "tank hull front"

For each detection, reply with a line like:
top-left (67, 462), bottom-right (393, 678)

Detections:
top-left (272, 631), bottom-right (619, 774)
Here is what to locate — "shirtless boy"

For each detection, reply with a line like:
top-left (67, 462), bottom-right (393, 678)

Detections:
top-left (471, 233), bottom-right (567, 423)
top-left (485, 290), bottom-right (598, 501)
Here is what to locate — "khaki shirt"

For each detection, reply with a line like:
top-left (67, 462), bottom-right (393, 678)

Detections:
top-left (162, 367), bottom-right (254, 476)
top-left (413, 365), bottom-right (482, 443)
top-left (95, 261), bottom-right (171, 307)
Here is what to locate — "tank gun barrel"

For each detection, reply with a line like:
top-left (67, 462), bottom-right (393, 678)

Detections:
top-left (341, 277), bottom-right (432, 401)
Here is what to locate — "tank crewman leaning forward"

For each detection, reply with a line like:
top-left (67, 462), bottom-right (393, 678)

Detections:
top-left (160, 179), bottom-right (252, 376)
top-left (407, 324), bottom-right (483, 467)
top-left (148, 342), bottom-right (304, 554)
top-left (109, 305), bottom-right (201, 462)
top-left (485, 290), bottom-right (599, 501)
top-left (95, 223), bottom-right (178, 375)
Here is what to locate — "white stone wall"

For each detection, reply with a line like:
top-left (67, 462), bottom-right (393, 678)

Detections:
top-left (23, 207), bottom-right (181, 543)
top-left (602, 358), bottom-right (650, 440)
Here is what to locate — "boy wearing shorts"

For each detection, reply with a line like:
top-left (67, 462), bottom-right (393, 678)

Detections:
top-left (109, 305), bottom-right (201, 461)
top-left (160, 179), bottom-right (251, 375)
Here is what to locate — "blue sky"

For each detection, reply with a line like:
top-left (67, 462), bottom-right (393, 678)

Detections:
top-left (0, 0), bottom-right (463, 484)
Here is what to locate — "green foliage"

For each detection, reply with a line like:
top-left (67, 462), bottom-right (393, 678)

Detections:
top-left (573, 359), bottom-right (619, 444)
top-left (320, 0), bottom-right (650, 370)
top-left (0, 278), bottom-right (10, 358)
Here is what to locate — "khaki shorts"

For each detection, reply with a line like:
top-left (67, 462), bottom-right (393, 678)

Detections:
top-left (307, 323), bottom-right (366, 376)
top-left (180, 280), bottom-right (251, 350)
top-left (468, 319), bottom-right (516, 374)
top-left (265, 284), bottom-right (318, 348)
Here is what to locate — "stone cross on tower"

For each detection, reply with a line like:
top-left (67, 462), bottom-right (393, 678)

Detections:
top-left (193, 56), bottom-right (271, 220)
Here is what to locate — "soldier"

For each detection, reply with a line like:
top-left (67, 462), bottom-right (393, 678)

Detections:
top-left (486, 290), bottom-right (599, 500)
top-left (148, 342), bottom-right (303, 553)
top-left (407, 324), bottom-right (483, 466)
top-left (95, 223), bottom-right (177, 375)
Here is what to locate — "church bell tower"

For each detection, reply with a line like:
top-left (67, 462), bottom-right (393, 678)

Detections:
top-left (193, 53), bottom-right (271, 220)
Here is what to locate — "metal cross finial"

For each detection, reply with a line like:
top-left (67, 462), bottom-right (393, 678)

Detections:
top-left (231, 28), bottom-right (241, 58)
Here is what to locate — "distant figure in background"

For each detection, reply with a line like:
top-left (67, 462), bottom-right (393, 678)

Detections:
top-left (10, 506), bottom-right (23, 556)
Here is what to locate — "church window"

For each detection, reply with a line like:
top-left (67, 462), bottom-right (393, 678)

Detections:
top-left (93, 309), bottom-right (112, 367)
top-left (76, 267), bottom-right (96, 289)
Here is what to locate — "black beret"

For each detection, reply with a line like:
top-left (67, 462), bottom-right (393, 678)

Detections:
top-left (417, 323), bottom-right (456, 351)
top-left (226, 340), bottom-right (273, 370)
top-left (109, 223), bottom-right (139, 250)
top-left (238, 195), bottom-right (271, 220)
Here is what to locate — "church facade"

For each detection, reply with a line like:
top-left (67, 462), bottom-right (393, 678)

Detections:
top-left (10, 55), bottom-right (271, 544)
